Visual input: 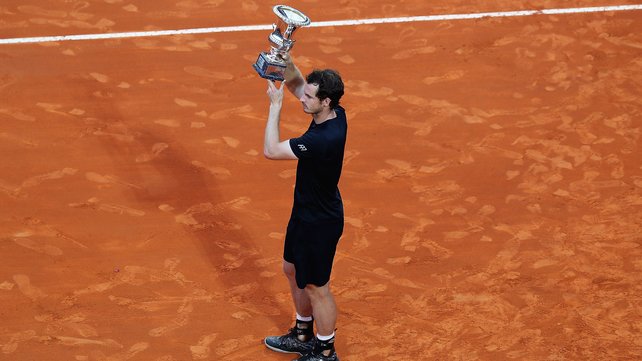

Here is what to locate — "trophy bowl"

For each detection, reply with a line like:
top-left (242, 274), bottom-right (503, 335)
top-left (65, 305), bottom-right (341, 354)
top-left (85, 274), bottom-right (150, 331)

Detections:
top-left (253, 5), bottom-right (311, 81)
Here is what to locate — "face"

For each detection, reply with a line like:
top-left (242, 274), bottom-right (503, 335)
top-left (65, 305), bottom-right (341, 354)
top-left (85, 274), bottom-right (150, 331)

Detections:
top-left (299, 83), bottom-right (328, 114)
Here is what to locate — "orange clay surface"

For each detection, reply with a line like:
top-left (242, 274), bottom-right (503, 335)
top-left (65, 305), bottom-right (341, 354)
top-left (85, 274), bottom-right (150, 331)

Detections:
top-left (1, 1), bottom-right (641, 360)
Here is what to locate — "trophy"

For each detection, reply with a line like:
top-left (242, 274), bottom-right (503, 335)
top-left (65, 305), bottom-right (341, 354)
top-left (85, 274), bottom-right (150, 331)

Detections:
top-left (253, 5), bottom-right (311, 81)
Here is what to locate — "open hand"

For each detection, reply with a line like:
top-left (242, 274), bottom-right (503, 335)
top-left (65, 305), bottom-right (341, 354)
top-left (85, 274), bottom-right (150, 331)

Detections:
top-left (266, 79), bottom-right (285, 107)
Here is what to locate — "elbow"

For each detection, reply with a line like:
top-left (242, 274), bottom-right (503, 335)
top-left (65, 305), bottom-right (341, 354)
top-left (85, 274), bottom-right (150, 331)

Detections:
top-left (263, 147), bottom-right (276, 160)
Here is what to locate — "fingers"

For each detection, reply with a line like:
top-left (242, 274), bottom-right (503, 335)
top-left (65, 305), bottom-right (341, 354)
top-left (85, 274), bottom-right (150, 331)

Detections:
top-left (266, 79), bottom-right (285, 91)
top-left (266, 79), bottom-right (285, 107)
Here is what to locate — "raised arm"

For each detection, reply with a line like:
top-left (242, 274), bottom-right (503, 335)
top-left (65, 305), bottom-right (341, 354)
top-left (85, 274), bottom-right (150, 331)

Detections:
top-left (280, 53), bottom-right (306, 100)
top-left (263, 80), bottom-right (298, 160)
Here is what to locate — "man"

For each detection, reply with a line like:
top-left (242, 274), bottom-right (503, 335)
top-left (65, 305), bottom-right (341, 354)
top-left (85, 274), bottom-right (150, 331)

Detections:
top-left (262, 53), bottom-right (346, 361)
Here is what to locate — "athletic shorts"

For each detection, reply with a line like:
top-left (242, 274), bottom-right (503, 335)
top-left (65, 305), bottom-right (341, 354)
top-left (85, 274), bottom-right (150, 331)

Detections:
top-left (283, 217), bottom-right (344, 289)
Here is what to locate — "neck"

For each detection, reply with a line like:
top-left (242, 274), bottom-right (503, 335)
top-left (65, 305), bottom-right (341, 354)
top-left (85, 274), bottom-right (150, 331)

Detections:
top-left (313, 107), bottom-right (336, 124)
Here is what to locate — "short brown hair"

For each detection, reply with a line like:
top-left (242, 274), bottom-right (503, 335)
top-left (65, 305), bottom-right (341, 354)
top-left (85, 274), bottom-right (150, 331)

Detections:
top-left (306, 69), bottom-right (344, 109)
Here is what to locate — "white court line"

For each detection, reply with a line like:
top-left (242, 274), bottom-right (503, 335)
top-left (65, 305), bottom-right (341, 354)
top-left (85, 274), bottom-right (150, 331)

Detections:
top-left (1, 4), bottom-right (641, 45)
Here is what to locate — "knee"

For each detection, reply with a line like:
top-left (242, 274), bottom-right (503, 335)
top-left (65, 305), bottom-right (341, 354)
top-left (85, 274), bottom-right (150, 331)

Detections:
top-left (304, 284), bottom-right (330, 301)
top-left (282, 261), bottom-right (296, 279)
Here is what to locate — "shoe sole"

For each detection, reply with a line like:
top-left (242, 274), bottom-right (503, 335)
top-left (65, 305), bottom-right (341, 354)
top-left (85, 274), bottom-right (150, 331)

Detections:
top-left (263, 338), bottom-right (306, 355)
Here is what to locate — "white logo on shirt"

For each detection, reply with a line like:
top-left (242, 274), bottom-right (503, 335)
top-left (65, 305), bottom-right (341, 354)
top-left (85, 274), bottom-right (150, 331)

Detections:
top-left (298, 144), bottom-right (307, 151)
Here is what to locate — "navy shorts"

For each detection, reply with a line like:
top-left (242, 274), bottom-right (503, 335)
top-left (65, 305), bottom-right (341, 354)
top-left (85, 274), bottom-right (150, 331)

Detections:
top-left (283, 218), bottom-right (343, 289)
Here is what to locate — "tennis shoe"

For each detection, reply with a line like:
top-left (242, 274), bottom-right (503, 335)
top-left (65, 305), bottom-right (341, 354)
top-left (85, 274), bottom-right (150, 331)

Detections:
top-left (295, 349), bottom-right (339, 361)
top-left (264, 327), bottom-right (314, 355)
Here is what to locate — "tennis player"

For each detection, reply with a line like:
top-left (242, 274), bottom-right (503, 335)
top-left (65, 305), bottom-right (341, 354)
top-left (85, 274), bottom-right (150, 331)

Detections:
top-left (262, 53), bottom-right (346, 361)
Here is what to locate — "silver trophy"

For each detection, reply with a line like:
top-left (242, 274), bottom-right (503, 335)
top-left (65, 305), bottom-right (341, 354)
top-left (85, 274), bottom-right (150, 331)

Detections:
top-left (253, 5), bottom-right (311, 81)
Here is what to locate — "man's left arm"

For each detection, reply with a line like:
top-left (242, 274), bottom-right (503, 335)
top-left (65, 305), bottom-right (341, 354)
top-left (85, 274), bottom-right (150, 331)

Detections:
top-left (264, 80), bottom-right (298, 160)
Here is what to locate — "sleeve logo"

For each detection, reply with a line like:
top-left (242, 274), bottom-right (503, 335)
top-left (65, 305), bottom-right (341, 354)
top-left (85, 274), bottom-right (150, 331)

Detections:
top-left (297, 144), bottom-right (307, 151)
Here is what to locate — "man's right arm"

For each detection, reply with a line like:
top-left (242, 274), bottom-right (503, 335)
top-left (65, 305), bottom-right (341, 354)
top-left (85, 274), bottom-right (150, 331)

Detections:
top-left (281, 53), bottom-right (305, 99)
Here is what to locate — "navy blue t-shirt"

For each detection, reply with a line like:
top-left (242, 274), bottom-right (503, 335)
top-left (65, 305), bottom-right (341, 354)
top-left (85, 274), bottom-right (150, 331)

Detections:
top-left (288, 106), bottom-right (347, 223)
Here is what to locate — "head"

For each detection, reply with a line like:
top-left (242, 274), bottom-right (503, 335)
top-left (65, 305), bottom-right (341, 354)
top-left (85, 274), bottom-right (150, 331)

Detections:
top-left (300, 69), bottom-right (344, 114)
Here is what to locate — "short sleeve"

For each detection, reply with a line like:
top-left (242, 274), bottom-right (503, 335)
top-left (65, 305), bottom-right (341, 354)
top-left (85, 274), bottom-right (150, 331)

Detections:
top-left (289, 130), bottom-right (325, 159)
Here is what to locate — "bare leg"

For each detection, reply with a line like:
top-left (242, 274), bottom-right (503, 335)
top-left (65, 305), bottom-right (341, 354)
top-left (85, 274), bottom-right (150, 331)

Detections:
top-left (283, 260), bottom-right (313, 318)
top-left (305, 282), bottom-right (337, 336)
top-left (264, 261), bottom-right (317, 354)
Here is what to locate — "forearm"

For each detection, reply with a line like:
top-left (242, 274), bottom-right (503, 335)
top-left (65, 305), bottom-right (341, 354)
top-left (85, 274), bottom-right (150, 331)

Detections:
top-left (263, 104), bottom-right (282, 157)
top-left (284, 60), bottom-right (304, 84)
top-left (263, 79), bottom-right (296, 160)
top-left (283, 58), bottom-right (305, 97)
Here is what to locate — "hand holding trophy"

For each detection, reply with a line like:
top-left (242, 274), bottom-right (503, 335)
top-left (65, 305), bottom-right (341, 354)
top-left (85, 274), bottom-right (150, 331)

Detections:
top-left (253, 5), bottom-right (311, 81)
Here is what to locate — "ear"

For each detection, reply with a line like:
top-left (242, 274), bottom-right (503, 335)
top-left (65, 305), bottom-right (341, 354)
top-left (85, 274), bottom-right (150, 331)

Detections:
top-left (321, 97), bottom-right (331, 107)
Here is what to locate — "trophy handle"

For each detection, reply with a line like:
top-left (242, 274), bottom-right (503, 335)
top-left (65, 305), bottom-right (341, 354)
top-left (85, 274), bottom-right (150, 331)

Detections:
top-left (268, 24), bottom-right (294, 60)
top-left (268, 25), bottom-right (284, 49)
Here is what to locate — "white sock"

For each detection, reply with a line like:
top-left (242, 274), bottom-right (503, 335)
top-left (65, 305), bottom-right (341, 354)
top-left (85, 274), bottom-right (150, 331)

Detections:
top-left (296, 313), bottom-right (313, 322)
top-left (316, 332), bottom-right (335, 341)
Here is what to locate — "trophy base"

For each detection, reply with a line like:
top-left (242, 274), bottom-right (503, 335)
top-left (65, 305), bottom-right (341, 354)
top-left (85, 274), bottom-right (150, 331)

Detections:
top-left (253, 53), bottom-right (286, 81)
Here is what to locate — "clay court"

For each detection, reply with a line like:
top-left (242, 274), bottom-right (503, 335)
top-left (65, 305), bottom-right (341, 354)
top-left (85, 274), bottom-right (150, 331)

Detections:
top-left (1, 1), bottom-right (641, 360)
